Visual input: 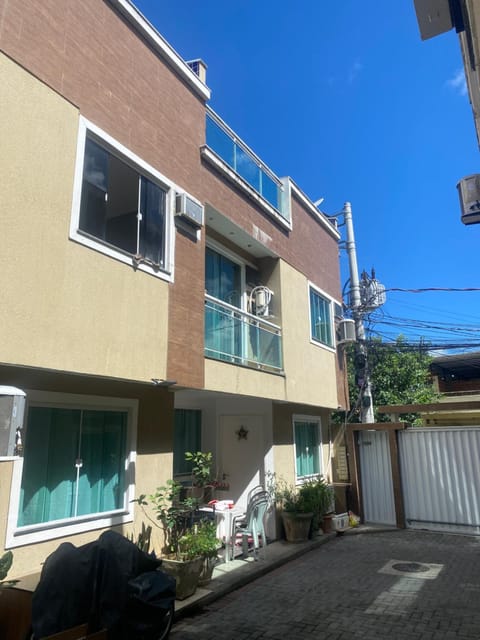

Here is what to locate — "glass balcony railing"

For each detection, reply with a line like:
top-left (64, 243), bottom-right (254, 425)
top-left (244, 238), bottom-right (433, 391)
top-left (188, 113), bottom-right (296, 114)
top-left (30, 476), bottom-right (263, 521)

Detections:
top-left (205, 111), bottom-right (289, 222)
top-left (204, 295), bottom-right (283, 373)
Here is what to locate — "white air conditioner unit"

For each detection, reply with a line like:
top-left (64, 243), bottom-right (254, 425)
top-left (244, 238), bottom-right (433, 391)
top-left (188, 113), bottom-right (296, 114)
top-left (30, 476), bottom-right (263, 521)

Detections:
top-left (175, 193), bottom-right (204, 228)
top-left (0, 386), bottom-right (26, 457)
top-left (457, 175), bottom-right (480, 226)
top-left (337, 319), bottom-right (356, 345)
top-left (250, 286), bottom-right (273, 317)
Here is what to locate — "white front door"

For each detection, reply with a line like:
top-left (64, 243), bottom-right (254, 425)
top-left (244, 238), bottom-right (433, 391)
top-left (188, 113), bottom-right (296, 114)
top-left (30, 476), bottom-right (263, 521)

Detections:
top-left (219, 415), bottom-right (265, 510)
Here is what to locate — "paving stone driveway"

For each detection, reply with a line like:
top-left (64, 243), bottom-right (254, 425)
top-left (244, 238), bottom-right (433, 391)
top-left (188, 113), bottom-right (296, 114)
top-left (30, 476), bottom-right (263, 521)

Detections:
top-left (170, 530), bottom-right (480, 639)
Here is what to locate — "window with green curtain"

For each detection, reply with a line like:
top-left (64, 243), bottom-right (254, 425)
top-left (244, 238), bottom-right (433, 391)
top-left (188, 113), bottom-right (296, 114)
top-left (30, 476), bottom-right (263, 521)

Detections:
top-left (294, 419), bottom-right (321, 480)
top-left (309, 287), bottom-right (333, 347)
top-left (18, 406), bottom-right (127, 527)
top-left (173, 409), bottom-right (201, 476)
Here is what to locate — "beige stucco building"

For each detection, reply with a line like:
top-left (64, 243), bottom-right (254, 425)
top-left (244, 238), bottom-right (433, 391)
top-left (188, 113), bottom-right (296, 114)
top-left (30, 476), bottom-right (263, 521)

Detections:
top-left (0, 0), bottom-right (348, 578)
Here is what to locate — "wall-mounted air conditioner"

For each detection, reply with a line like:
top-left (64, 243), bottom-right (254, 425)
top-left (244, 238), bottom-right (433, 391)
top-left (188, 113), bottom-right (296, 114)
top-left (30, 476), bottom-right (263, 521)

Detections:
top-left (249, 286), bottom-right (273, 317)
top-left (457, 174), bottom-right (480, 226)
top-left (0, 386), bottom-right (26, 457)
top-left (175, 193), bottom-right (204, 228)
top-left (337, 319), bottom-right (356, 345)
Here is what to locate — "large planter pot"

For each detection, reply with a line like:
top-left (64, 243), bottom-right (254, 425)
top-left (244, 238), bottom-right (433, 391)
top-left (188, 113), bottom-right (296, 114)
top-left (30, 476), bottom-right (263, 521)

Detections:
top-left (161, 556), bottom-right (203, 600)
top-left (281, 511), bottom-right (313, 543)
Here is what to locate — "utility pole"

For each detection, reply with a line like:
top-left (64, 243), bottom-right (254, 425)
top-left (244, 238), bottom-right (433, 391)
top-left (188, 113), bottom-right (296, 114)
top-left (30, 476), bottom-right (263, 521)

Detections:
top-left (343, 202), bottom-right (375, 423)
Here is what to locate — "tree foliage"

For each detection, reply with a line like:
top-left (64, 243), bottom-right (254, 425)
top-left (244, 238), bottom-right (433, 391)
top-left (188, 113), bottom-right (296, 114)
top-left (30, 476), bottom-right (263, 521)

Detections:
top-left (345, 336), bottom-right (438, 423)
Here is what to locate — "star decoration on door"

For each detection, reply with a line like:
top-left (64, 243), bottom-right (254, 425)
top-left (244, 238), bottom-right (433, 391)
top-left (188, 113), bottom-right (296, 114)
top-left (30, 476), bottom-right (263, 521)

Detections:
top-left (236, 425), bottom-right (249, 440)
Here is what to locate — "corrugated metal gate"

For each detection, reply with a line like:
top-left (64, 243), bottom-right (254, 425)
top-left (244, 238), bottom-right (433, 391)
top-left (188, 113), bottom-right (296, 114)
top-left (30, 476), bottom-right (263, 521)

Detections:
top-left (399, 427), bottom-right (480, 535)
top-left (358, 430), bottom-right (396, 526)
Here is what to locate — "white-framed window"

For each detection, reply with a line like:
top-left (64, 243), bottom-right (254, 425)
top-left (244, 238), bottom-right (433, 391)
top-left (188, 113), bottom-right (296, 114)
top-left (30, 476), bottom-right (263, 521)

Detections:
top-left (70, 117), bottom-right (176, 281)
top-left (293, 415), bottom-right (322, 482)
top-left (6, 391), bottom-right (137, 548)
top-left (309, 284), bottom-right (335, 349)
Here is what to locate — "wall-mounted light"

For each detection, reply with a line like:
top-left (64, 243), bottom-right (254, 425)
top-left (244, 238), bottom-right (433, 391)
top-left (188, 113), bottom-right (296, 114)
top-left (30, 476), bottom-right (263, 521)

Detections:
top-left (151, 379), bottom-right (177, 387)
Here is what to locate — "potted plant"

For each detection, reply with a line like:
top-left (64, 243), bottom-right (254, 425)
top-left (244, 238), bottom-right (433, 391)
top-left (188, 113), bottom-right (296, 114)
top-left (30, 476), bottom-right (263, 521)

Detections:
top-left (298, 478), bottom-right (335, 534)
top-left (135, 480), bottom-right (204, 600)
top-left (268, 474), bottom-right (314, 543)
top-left (180, 520), bottom-right (220, 586)
top-left (184, 451), bottom-right (214, 501)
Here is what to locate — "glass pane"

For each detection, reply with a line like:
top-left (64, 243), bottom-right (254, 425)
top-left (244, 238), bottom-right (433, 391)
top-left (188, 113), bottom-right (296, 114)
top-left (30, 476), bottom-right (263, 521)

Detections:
top-left (79, 139), bottom-right (108, 239)
top-left (295, 421), bottom-right (320, 478)
top-left (19, 408), bottom-right (80, 526)
top-left (206, 115), bottom-right (234, 166)
top-left (104, 154), bottom-right (138, 254)
top-left (173, 409), bottom-right (201, 475)
top-left (260, 170), bottom-right (280, 210)
top-left (204, 300), bottom-right (242, 363)
top-left (310, 289), bottom-right (333, 347)
top-left (139, 177), bottom-right (166, 266)
top-left (77, 410), bottom-right (127, 516)
top-left (205, 248), bottom-right (241, 307)
top-left (235, 146), bottom-right (260, 192)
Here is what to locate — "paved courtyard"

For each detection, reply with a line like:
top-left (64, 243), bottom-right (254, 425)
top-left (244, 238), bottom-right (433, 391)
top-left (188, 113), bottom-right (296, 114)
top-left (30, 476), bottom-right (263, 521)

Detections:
top-left (171, 529), bottom-right (480, 639)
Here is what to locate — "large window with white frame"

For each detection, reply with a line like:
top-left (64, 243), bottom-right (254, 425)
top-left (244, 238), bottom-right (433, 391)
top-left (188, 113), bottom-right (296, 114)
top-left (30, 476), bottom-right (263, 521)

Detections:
top-left (8, 392), bottom-right (136, 546)
top-left (309, 285), bottom-right (334, 348)
top-left (293, 416), bottom-right (322, 482)
top-left (71, 118), bottom-right (175, 279)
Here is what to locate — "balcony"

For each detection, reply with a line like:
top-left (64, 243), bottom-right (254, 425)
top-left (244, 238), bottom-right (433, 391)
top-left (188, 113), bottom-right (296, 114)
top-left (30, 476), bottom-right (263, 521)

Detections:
top-left (204, 110), bottom-right (290, 225)
top-left (204, 295), bottom-right (283, 373)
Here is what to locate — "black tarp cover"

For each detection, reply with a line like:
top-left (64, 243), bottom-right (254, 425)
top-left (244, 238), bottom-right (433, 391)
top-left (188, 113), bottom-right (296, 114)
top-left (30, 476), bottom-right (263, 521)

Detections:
top-left (31, 530), bottom-right (175, 639)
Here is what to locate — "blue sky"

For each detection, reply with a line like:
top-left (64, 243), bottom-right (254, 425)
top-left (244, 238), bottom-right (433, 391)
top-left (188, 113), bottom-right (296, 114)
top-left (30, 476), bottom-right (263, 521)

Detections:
top-left (135, 0), bottom-right (480, 351)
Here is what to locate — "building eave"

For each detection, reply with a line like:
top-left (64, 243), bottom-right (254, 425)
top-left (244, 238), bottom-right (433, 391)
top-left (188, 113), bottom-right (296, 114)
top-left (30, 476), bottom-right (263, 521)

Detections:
top-left (108, 0), bottom-right (211, 102)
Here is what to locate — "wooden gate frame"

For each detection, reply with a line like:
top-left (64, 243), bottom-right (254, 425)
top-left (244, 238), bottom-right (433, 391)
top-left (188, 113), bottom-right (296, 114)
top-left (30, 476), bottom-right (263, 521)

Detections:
top-left (346, 422), bottom-right (407, 528)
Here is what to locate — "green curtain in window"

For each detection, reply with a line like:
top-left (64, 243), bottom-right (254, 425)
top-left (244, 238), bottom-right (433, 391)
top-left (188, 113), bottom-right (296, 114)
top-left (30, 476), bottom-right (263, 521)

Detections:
top-left (295, 421), bottom-right (320, 478)
top-left (173, 409), bottom-right (201, 475)
top-left (18, 407), bottom-right (127, 527)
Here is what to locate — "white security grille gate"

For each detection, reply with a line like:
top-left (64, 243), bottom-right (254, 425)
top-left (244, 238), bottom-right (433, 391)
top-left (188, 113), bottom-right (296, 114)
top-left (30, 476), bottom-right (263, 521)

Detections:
top-left (399, 427), bottom-right (480, 535)
top-left (358, 430), bottom-right (396, 526)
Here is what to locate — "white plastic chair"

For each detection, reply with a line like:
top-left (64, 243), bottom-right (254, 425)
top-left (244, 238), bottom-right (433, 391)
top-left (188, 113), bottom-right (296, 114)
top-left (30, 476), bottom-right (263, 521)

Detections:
top-left (230, 490), bottom-right (270, 560)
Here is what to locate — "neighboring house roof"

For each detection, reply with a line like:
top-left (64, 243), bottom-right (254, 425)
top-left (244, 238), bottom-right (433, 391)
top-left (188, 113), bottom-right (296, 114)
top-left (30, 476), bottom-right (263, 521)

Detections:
top-left (430, 350), bottom-right (480, 379)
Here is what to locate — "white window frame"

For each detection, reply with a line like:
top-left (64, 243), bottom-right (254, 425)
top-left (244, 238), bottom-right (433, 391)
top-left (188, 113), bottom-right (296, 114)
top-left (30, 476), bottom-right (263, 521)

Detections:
top-left (308, 282), bottom-right (337, 352)
top-left (6, 391), bottom-right (137, 548)
top-left (293, 414), bottom-right (322, 484)
top-left (70, 116), bottom-right (178, 282)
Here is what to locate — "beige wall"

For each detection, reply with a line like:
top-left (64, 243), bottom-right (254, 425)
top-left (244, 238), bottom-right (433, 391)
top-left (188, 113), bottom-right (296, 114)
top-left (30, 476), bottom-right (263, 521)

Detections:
top-left (0, 54), bottom-right (169, 383)
top-left (280, 261), bottom-right (339, 408)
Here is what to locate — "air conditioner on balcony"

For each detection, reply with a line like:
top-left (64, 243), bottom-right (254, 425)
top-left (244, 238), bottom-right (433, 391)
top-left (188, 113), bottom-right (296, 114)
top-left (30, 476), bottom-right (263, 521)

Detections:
top-left (457, 174), bottom-right (480, 226)
top-left (249, 286), bottom-right (273, 317)
top-left (337, 319), bottom-right (356, 345)
top-left (175, 193), bottom-right (204, 228)
top-left (0, 386), bottom-right (26, 457)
